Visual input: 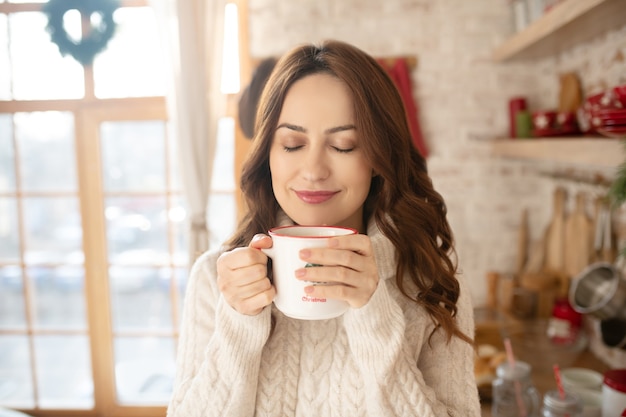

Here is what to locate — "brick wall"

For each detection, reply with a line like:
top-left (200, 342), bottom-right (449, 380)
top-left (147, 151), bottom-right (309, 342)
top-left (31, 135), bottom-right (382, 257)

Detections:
top-left (246, 0), bottom-right (626, 310)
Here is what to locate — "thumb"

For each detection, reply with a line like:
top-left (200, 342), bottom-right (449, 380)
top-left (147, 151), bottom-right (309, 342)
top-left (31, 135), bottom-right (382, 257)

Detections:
top-left (249, 233), bottom-right (273, 249)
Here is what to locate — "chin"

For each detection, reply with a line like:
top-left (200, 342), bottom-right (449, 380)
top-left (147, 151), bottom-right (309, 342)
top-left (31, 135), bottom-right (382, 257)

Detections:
top-left (286, 212), bottom-right (338, 227)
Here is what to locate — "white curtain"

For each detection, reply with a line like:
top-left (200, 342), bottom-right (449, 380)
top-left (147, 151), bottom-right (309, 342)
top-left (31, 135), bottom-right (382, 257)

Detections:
top-left (150, 0), bottom-right (227, 265)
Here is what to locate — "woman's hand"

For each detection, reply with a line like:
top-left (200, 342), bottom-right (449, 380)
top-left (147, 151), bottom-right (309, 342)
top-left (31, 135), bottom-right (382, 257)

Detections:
top-left (295, 234), bottom-right (379, 308)
top-left (216, 234), bottom-right (276, 315)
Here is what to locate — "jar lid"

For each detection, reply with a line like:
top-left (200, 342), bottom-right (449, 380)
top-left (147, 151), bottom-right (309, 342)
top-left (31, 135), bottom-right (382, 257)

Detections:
top-left (496, 361), bottom-right (531, 380)
top-left (543, 390), bottom-right (583, 412)
top-left (604, 369), bottom-right (626, 393)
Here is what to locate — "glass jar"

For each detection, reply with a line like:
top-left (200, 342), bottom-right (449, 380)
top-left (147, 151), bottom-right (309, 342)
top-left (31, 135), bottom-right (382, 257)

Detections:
top-left (541, 390), bottom-right (583, 417)
top-left (492, 361), bottom-right (540, 417)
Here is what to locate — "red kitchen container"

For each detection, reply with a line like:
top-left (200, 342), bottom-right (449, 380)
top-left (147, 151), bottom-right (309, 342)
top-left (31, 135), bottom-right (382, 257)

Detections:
top-left (509, 97), bottom-right (527, 138)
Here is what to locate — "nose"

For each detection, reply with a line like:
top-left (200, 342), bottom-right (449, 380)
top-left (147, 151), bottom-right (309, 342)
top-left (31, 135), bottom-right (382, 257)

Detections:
top-left (300, 148), bottom-right (330, 182)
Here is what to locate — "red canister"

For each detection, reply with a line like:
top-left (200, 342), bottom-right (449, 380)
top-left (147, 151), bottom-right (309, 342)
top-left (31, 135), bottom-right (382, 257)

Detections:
top-left (509, 97), bottom-right (527, 138)
top-left (602, 369), bottom-right (626, 417)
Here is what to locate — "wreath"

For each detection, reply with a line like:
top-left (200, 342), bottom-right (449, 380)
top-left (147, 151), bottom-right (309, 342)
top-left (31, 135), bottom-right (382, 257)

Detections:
top-left (43, 0), bottom-right (119, 65)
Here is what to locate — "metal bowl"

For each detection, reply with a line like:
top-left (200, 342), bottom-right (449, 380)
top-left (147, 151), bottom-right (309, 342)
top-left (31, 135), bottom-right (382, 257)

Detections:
top-left (569, 262), bottom-right (626, 320)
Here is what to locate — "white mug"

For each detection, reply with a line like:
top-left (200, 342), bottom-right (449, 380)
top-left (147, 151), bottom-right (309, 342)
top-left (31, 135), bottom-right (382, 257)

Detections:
top-left (261, 225), bottom-right (356, 320)
top-left (602, 369), bottom-right (626, 417)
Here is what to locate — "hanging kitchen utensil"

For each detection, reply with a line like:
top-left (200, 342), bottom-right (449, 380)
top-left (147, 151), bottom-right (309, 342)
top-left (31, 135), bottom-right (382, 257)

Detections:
top-left (594, 198), bottom-right (618, 263)
top-left (545, 187), bottom-right (567, 273)
top-left (564, 192), bottom-right (593, 282)
top-left (601, 204), bottom-right (617, 263)
top-left (516, 208), bottom-right (529, 277)
top-left (569, 262), bottom-right (626, 320)
top-left (592, 197), bottom-right (606, 263)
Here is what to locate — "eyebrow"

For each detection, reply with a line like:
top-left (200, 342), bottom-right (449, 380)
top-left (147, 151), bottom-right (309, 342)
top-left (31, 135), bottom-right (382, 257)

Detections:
top-left (276, 123), bottom-right (356, 134)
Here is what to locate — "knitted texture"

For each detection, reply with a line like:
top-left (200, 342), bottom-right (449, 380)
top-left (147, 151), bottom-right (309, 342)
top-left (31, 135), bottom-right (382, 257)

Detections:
top-left (167, 219), bottom-right (481, 417)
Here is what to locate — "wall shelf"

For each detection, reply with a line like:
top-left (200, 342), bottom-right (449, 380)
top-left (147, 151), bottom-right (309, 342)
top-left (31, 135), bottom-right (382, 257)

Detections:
top-left (491, 138), bottom-right (624, 168)
top-left (493, 0), bottom-right (626, 62)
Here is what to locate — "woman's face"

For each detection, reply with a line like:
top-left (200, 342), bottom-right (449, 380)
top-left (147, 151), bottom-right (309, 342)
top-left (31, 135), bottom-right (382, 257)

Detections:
top-left (269, 73), bottom-right (373, 232)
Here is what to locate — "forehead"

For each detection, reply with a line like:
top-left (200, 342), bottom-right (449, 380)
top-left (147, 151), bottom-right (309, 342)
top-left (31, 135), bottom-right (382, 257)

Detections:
top-left (279, 73), bottom-right (355, 123)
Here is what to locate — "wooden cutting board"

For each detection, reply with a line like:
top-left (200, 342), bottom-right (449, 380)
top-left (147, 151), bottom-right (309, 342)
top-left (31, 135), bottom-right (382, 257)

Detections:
top-left (564, 192), bottom-right (593, 279)
top-left (516, 208), bottom-right (529, 276)
top-left (544, 187), bottom-right (567, 274)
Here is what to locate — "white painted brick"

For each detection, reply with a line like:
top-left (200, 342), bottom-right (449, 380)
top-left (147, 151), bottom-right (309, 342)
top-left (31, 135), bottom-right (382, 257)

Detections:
top-left (247, 1), bottom-right (626, 362)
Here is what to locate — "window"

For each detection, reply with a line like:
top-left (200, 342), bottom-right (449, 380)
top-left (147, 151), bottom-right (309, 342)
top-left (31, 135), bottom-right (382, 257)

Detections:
top-left (0, 1), bottom-right (241, 415)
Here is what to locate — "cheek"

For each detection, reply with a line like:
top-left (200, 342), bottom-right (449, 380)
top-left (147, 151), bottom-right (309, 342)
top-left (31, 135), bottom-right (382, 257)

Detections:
top-left (344, 161), bottom-right (373, 189)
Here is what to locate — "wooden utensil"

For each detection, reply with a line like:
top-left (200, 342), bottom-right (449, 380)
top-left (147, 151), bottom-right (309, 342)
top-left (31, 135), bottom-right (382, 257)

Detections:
top-left (564, 192), bottom-right (593, 279)
top-left (516, 208), bottom-right (529, 276)
top-left (486, 271), bottom-right (500, 310)
top-left (601, 205), bottom-right (617, 262)
top-left (592, 196), bottom-right (605, 263)
top-left (545, 187), bottom-right (567, 274)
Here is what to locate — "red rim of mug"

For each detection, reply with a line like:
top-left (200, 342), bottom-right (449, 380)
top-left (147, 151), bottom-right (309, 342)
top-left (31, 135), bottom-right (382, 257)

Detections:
top-left (268, 225), bottom-right (358, 238)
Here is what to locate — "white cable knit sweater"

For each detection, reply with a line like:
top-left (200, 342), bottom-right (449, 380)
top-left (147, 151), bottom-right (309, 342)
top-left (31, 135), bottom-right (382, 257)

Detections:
top-left (167, 219), bottom-right (481, 417)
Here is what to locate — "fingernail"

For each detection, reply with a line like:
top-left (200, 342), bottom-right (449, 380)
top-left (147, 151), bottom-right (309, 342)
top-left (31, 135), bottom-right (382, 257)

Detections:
top-left (327, 238), bottom-right (339, 247)
top-left (252, 234), bottom-right (265, 242)
top-left (304, 286), bottom-right (314, 294)
top-left (300, 249), bottom-right (311, 259)
top-left (295, 269), bottom-right (306, 277)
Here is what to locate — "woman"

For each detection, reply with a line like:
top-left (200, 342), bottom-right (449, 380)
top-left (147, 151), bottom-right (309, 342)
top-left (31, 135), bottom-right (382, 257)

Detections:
top-left (167, 39), bottom-right (480, 417)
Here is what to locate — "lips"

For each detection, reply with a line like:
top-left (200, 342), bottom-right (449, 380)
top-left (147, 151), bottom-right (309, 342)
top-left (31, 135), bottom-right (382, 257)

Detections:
top-left (294, 190), bottom-right (338, 204)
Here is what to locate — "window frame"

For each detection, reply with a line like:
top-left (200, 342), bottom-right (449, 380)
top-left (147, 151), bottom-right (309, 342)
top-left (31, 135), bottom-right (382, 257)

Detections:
top-left (0, 0), bottom-right (248, 415)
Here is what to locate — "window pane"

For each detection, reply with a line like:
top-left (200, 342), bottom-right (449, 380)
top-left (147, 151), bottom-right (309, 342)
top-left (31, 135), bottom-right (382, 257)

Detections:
top-left (169, 196), bottom-right (188, 265)
top-left (110, 266), bottom-right (171, 331)
top-left (0, 15), bottom-right (9, 100)
top-left (23, 197), bottom-right (83, 264)
top-left (9, 12), bottom-right (84, 100)
top-left (0, 335), bottom-right (34, 408)
top-left (29, 265), bottom-right (85, 329)
top-left (208, 193), bottom-right (236, 249)
top-left (211, 118), bottom-right (236, 191)
top-left (0, 197), bottom-right (19, 261)
top-left (114, 337), bottom-right (175, 405)
top-left (94, 7), bottom-right (166, 98)
top-left (174, 266), bottom-right (188, 324)
top-left (105, 196), bottom-right (169, 260)
top-left (167, 122), bottom-right (182, 191)
top-left (16, 111), bottom-right (77, 192)
top-left (0, 265), bottom-right (26, 328)
top-left (34, 335), bottom-right (93, 408)
top-left (101, 121), bottom-right (166, 192)
top-left (0, 113), bottom-right (15, 192)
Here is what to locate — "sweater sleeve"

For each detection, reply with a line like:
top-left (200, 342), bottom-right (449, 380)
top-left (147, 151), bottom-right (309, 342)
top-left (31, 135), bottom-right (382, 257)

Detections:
top-left (342, 275), bottom-right (481, 417)
top-left (166, 250), bottom-right (272, 417)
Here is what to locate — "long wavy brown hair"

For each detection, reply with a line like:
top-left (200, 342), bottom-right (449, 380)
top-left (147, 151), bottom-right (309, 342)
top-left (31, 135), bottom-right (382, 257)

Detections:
top-left (226, 39), bottom-right (471, 344)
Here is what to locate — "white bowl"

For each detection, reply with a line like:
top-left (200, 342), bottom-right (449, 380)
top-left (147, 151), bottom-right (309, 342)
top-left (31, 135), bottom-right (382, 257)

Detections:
top-left (562, 367), bottom-right (604, 391)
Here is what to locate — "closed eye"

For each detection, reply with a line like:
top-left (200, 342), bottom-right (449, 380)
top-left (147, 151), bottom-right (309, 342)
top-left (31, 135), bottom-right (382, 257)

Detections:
top-left (332, 146), bottom-right (354, 153)
top-left (283, 145), bottom-right (304, 152)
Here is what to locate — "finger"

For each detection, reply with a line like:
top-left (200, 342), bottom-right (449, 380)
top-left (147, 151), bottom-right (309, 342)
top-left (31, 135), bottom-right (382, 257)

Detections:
top-left (296, 264), bottom-right (358, 286)
top-left (299, 246), bottom-right (366, 273)
top-left (230, 285), bottom-right (276, 316)
top-left (217, 246), bottom-right (267, 271)
top-left (229, 276), bottom-right (274, 302)
top-left (220, 262), bottom-right (269, 289)
top-left (327, 233), bottom-right (373, 256)
top-left (304, 282), bottom-right (371, 309)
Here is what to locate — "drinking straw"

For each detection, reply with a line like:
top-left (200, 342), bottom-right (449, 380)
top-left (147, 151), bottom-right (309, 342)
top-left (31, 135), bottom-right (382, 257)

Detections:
top-left (553, 364), bottom-right (565, 399)
top-left (504, 337), bottom-right (527, 417)
top-left (553, 364), bottom-right (570, 417)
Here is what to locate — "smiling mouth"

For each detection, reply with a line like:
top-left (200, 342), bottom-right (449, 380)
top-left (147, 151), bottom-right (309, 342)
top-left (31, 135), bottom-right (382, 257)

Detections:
top-left (294, 190), bottom-right (338, 204)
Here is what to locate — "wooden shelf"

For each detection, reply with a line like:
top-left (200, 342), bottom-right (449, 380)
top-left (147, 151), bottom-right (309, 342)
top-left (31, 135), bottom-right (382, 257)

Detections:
top-left (493, 0), bottom-right (626, 61)
top-left (491, 138), bottom-right (624, 168)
